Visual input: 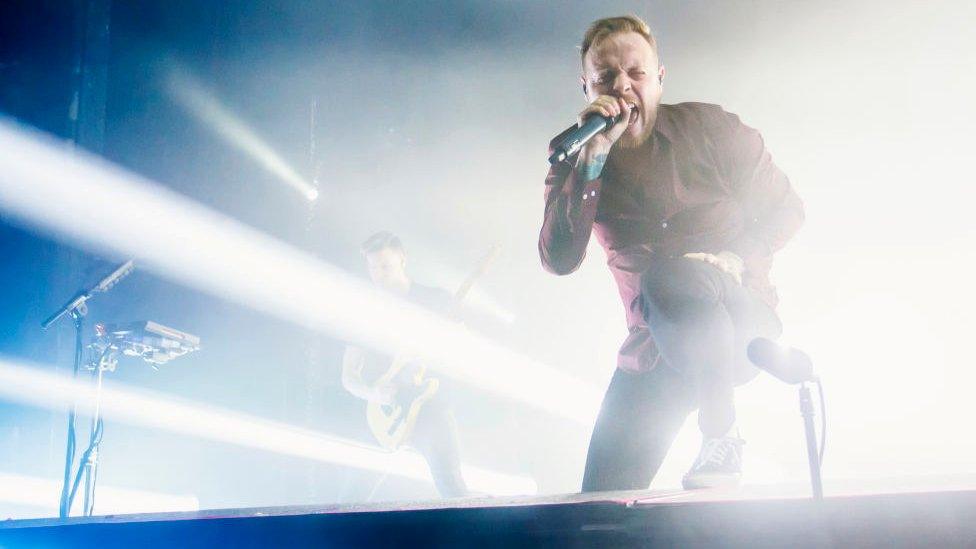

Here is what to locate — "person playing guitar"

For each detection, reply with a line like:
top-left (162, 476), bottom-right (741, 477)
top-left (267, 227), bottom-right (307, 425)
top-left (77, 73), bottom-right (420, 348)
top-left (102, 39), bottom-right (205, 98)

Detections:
top-left (342, 231), bottom-right (493, 498)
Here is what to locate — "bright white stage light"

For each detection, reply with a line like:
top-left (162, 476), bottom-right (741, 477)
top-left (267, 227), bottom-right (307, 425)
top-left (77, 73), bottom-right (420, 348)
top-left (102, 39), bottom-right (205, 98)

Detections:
top-left (0, 473), bottom-right (199, 516)
top-left (0, 118), bottom-right (602, 424)
top-left (0, 357), bottom-right (537, 496)
top-left (166, 68), bottom-right (318, 203)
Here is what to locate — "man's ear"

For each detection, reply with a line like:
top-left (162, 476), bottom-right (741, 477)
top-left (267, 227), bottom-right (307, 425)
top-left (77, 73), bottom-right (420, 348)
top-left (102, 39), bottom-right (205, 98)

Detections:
top-left (658, 64), bottom-right (666, 84)
top-left (579, 75), bottom-right (588, 97)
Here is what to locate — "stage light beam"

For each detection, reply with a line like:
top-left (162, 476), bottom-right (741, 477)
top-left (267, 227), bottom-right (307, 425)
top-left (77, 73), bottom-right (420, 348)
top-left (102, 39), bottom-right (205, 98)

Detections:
top-left (166, 68), bottom-right (318, 203)
top-left (0, 357), bottom-right (538, 497)
top-left (0, 117), bottom-right (603, 424)
top-left (0, 473), bottom-right (199, 516)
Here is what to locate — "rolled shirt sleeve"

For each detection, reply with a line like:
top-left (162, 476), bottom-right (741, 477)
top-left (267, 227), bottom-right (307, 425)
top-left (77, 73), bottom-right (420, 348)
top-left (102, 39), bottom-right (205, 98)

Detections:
top-left (539, 127), bottom-right (605, 275)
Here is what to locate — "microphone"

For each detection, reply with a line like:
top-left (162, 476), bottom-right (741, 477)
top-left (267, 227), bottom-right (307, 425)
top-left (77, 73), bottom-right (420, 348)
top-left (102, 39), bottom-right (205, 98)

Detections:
top-left (548, 114), bottom-right (618, 165)
top-left (747, 337), bottom-right (816, 384)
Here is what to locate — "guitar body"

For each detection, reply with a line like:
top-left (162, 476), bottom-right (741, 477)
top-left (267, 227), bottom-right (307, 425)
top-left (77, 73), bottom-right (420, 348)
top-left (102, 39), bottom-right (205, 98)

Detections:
top-left (366, 370), bottom-right (439, 451)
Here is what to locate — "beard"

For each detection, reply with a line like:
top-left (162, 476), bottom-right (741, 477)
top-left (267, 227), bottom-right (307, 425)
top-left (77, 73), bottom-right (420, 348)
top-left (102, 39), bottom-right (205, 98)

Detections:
top-left (615, 95), bottom-right (661, 149)
top-left (616, 112), bottom-right (656, 149)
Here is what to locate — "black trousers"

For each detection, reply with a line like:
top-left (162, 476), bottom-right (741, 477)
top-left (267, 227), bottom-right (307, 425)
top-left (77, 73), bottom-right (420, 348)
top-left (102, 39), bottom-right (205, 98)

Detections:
top-left (410, 393), bottom-right (469, 497)
top-left (581, 257), bottom-right (782, 492)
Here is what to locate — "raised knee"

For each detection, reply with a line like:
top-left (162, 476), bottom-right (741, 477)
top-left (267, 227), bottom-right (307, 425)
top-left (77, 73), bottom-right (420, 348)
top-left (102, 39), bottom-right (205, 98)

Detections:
top-left (641, 258), bottom-right (720, 313)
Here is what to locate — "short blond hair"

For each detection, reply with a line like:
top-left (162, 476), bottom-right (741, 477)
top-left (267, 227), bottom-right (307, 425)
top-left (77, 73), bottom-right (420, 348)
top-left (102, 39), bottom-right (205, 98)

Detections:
top-left (580, 15), bottom-right (659, 63)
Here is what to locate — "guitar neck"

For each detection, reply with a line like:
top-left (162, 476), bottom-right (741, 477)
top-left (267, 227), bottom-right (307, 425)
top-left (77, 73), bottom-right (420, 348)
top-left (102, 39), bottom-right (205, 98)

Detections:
top-left (453, 245), bottom-right (500, 304)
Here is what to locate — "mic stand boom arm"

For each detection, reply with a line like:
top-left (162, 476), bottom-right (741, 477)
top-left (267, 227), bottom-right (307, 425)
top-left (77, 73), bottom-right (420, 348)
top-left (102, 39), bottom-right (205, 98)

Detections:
top-left (41, 260), bottom-right (134, 330)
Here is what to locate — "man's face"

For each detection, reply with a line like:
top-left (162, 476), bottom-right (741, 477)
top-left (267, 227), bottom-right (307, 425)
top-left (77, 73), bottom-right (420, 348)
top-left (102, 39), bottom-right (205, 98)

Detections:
top-left (365, 248), bottom-right (408, 290)
top-left (582, 31), bottom-right (665, 148)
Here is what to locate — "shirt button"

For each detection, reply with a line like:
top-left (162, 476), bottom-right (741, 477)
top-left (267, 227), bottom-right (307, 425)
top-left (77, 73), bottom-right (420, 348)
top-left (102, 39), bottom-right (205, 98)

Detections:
top-left (582, 194), bottom-right (588, 200)
top-left (661, 222), bottom-right (668, 229)
top-left (590, 190), bottom-right (596, 197)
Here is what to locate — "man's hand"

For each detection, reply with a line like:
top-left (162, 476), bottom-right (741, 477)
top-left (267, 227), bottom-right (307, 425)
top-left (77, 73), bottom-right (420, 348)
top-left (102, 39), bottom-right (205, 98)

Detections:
top-left (683, 251), bottom-right (745, 285)
top-left (576, 95), bottom-right (634, 180)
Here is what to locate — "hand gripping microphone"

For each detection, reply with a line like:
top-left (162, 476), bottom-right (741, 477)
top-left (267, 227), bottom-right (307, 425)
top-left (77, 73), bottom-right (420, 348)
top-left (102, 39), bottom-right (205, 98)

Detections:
top-left (548, 114), bottom-right (618, 165)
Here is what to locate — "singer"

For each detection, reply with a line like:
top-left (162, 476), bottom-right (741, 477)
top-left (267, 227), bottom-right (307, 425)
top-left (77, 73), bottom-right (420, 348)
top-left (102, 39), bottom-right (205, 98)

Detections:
top-left (539, 15), bottom-right (804, 491)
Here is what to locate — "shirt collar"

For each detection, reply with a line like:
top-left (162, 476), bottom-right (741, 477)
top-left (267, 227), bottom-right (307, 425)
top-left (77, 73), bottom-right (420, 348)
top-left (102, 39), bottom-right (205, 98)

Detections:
top-left (651, 103), bottom-right (676, 142)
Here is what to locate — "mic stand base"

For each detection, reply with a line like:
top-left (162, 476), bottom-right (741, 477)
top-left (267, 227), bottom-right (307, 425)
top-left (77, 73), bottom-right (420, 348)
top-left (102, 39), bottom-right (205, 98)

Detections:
top-left (81, 355), bottom-right (109, 517)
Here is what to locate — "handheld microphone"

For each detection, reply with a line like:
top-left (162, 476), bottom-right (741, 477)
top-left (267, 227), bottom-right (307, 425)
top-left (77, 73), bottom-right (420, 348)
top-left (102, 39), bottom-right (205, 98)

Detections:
top-left (747, 337), bottom-right (816, 384)
top-left (548, 114), bottom-right (618, 165)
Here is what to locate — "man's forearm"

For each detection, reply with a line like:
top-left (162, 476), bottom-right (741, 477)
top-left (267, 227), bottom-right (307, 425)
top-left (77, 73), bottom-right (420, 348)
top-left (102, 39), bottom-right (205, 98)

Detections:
top-left (577, 149), bottom-right (608, 182)
top-left (539, 148), bottom-right (606, 275)
top-left (341, 346), bottom-right (376, 402)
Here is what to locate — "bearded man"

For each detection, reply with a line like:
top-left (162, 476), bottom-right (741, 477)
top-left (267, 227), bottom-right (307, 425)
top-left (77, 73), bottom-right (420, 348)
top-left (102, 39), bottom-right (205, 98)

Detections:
top-left (539, 15), bottom-right (804, 491)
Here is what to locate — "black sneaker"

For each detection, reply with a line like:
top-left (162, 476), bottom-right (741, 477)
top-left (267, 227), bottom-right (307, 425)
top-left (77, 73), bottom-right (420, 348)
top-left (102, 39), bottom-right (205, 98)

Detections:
top-left (682, 435), bottom-right (745, 490)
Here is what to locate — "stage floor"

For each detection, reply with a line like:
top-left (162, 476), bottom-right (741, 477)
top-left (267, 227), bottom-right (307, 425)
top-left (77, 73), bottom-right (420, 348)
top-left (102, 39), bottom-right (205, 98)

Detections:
top-left (3, 476), bottom-right (976, 547)
top-left (6, 473), bottom-right (975, 527)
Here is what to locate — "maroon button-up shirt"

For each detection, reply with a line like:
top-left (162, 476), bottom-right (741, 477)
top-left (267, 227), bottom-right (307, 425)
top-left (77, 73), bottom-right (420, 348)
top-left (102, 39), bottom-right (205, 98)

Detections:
top-left (539, 102), bottom-right (804, 373)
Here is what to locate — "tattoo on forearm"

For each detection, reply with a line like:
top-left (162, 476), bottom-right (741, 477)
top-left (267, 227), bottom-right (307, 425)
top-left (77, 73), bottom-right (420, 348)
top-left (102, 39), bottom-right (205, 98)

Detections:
top-left (580, 153), bottom-right (607, 182)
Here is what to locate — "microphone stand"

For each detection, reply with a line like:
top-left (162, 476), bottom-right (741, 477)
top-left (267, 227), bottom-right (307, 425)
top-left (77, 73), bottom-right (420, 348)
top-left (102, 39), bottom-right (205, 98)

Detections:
top-left (747, 338), bottom-right (826, 501)
top-left (799, 382), bottom-right (824, 500)
top-left (42, 260), bottom-right (134, 518)
top-left (56, 309), bottom-right (84, 518)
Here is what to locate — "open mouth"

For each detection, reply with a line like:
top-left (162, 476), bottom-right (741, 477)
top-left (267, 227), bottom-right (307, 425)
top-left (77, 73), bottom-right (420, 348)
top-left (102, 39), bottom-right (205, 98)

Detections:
top-left (627, 103), bottom-right (640, 126)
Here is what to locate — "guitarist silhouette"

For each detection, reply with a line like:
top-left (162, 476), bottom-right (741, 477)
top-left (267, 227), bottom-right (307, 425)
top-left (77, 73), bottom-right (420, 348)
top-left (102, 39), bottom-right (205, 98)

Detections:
top-left (342, 231), bottom-right (494, 498)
